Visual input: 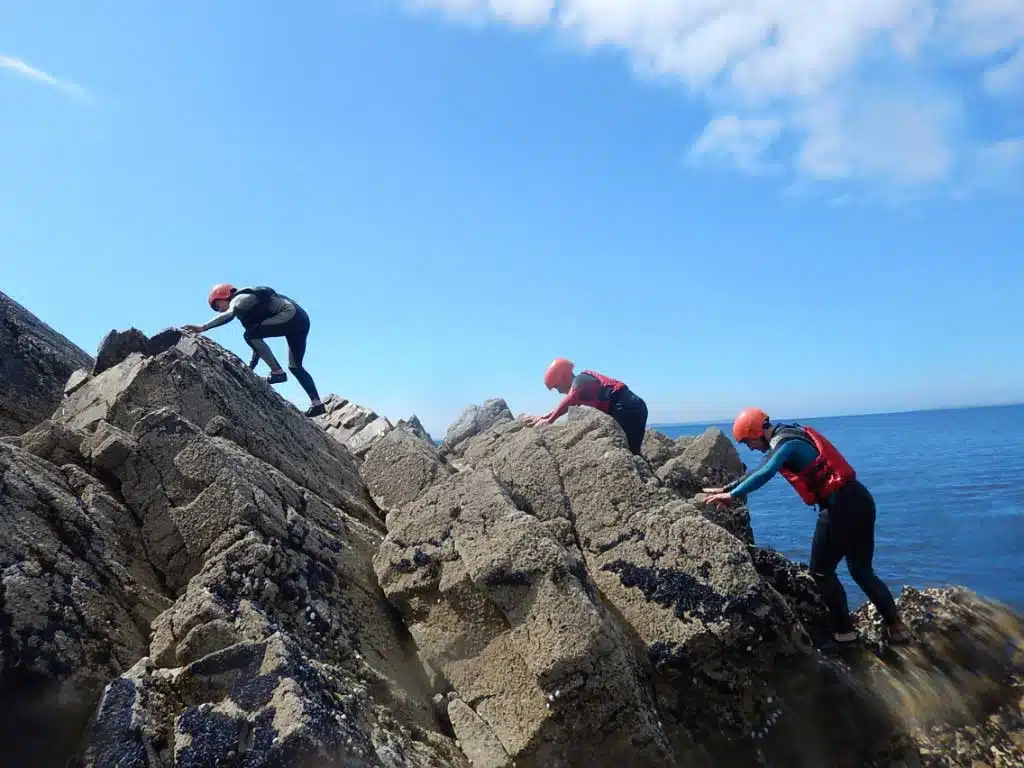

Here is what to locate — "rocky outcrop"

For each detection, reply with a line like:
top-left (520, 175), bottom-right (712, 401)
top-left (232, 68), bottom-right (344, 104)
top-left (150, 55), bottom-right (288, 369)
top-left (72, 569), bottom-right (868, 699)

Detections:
top-left (315, 394), bottom-right (396, 458)
top-left (0, 290), bottom-right (93, 436)
top-left (313, 396), bottom-right (436, 460)
top-left (396, 414), bottom-right (434, 444)
top-left (0, 310), bottom-right (1020, 768)
top-left (439, 398), bottom-right (514, 456)
top-left (2, 327), bottom-right (466, 767)
top-left (368, 402), bottom-right (1024, 768)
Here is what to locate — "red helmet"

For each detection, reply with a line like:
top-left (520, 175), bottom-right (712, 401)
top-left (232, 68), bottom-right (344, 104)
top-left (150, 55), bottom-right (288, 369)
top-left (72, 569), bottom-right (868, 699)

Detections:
top-left (544, 358), bottom-right (574, 390)
top-left (208, 283), bottom-right (236, 310)
top-left (732, 407), bottom-right (769, 442)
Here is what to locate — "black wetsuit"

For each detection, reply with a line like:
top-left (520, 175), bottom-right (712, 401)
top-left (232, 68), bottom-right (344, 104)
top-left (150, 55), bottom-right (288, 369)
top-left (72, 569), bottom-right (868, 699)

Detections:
top-left (234, 287), bottom-right (321, 403)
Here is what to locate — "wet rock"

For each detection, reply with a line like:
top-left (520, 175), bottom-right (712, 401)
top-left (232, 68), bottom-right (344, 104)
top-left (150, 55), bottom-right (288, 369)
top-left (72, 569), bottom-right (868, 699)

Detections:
top-left (0, 289), bottom-right (93, 436)
top-left (750, 546), bottom-right (830, 644)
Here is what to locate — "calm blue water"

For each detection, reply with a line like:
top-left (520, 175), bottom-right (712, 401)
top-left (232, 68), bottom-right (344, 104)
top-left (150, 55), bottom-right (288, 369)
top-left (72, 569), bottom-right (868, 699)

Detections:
top-left (655, 404), bottom-right (1024, 610)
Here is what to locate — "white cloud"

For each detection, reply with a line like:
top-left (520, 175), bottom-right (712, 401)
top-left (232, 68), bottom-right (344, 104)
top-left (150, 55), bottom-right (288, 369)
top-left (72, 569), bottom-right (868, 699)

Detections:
top-left (404, 0), bottom-right (1024, 196)
top-left (0, 54), bottom-right (91, 102)
top-left (793, 88), bottom-right (958, 186)
top-left (689, 115), bottom-right (782, 173)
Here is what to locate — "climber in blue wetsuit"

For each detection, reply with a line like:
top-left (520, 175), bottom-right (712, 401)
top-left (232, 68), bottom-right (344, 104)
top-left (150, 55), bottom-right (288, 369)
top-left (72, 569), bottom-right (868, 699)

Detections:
top-left (702, 407), bottom-right (910, 648)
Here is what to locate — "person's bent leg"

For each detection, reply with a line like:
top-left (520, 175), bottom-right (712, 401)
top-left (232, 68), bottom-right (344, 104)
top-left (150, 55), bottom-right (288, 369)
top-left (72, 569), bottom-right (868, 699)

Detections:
top-left (843, 482), bottom-right (908, 641)
top-left (284, 310), bottom-right (324, 415)
top-left (612, 391), bottom-right (648, 455)
top-left (242, 329), bottom-right (286, 382)
top-left (809, 510), bottom-right (857, 639)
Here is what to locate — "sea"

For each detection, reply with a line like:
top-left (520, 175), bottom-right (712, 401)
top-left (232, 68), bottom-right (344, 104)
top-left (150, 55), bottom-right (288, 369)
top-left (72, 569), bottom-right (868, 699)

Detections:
top-left (656, 404), bottom-right (1024, 611)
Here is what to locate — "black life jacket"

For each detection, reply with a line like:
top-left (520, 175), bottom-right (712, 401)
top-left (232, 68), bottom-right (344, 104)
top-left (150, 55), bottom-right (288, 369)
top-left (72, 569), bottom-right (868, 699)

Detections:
top-left (233, 286), bottom-right (283, 329)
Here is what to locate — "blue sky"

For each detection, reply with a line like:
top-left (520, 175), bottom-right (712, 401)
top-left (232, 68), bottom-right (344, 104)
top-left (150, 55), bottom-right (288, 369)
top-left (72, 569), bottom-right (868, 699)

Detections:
top-left (2, 0), bottom-right (1022, 438)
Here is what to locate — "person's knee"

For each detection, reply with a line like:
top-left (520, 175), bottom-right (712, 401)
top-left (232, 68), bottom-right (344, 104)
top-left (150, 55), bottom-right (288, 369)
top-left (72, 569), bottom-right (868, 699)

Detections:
top-left (846, 561), bottom-right (876, 586)
top-left (810, 567), bottom-right (838, 587)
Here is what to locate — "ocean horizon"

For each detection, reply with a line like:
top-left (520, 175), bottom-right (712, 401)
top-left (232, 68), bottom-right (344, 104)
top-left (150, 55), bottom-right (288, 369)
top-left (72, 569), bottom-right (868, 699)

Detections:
top-left (648, 401), bottom-right (1024, 430)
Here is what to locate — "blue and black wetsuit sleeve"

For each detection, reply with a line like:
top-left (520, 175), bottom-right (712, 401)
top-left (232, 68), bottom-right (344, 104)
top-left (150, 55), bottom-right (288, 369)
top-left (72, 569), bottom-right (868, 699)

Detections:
top-left (725, 440), bottom-right (806, 499)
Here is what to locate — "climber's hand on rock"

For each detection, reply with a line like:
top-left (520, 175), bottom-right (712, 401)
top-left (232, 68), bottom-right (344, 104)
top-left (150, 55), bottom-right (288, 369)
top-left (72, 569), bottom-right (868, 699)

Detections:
top-left (181, 324), bottom-right (201, 333)
top-left (701, 492), bottom-right (734, 509)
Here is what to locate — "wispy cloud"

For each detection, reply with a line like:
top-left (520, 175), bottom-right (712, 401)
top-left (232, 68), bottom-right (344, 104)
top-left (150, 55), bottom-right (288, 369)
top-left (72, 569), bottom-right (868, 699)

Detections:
top-left (689, 115), bottom-right (783, 175)
top-left (402, 0), bottom-right (1024, 198)
top-left (0, 54), bottom-right (92, 102)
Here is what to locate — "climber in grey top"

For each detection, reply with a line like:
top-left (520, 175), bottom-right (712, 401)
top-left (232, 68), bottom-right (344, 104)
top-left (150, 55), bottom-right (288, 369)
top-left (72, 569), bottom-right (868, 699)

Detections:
top-left (197, 290), bottom-right (296, 332)
top-left (183, 283), bottom-right (326, 417)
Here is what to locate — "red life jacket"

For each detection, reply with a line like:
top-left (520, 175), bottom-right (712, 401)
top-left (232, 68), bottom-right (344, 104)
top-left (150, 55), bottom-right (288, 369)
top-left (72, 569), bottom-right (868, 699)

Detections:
top-left (579, 369), bottom-right (626, 413)
top-left (770, 424), bottom-right (856, 506)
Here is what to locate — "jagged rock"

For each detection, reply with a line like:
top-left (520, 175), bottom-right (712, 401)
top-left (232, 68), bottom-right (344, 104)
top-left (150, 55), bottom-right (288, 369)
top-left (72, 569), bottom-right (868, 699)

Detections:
top-left (1, 303), bottom-right (1021, 768)
top-left (750, 546), bottom-right (831, 643)
top-left (84, 633), bottom-right (468, 768)
top-left (849, 587), bottom-right (1024, 767)
top-left (397, 414), bottom-right (434, 444)
top-left (445, 697), bottom-right (512, 768)
top-left (0, 441), bottom-right (171, 765)
top-left (641, 428), bottom-right (695, 472)
top-left (27, 330), bottom-right (468, 766)
top-left (0, 289), bottom-right (93, 436)
top-left (316, 393), bottom-right (396, 458)
top-left (370, 401), bottom-right (1024, 767)
top-left (362, 428), bottom-right (455, 516)
top-left (675, 426), bottom-right (746, 488)
top-left (64, 368), bottom-right (91, 396)
top-left (697, 496), bottom-right (755, 545)
top-left (93, 327), bottom-right (150, 375)
top-left (54, 330), bottom-right (382, 531)
top-left (3, 418), bottom-right (88, 468)
top-left (73, 403), bottom-right (466, 766)
top-left (655, 454), bottom-right (702, 495)
top-left (440, 398), bottom-right (513, 455)
top-left (374, 468), bottom-right (689, 767)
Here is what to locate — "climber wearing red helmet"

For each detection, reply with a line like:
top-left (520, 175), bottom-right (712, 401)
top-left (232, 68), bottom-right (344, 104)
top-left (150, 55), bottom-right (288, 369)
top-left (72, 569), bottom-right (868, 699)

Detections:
top-left (520, 358), bottom-right (649, 455)
top-left (182, 284), bottom-right (326, 417)
top-left (702, 407), bottom-right (909, 647)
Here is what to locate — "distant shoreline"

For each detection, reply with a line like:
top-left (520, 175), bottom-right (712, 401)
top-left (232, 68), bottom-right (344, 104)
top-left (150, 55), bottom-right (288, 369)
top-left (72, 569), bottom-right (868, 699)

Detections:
top-left (649, 401), bottom-right (1024, 430)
